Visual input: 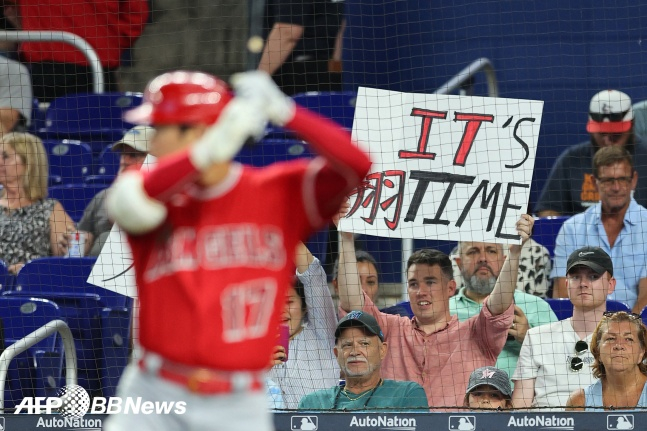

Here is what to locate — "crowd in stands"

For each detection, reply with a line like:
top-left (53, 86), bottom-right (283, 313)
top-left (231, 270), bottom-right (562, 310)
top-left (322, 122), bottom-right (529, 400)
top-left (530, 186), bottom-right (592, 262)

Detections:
top-left (0, 2), bottom-right (646, 416)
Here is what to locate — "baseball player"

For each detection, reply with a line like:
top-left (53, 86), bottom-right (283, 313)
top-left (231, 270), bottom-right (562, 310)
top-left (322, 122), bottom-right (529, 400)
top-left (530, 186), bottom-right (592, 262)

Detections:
top-left (103, 70), bottom-right (371, 431)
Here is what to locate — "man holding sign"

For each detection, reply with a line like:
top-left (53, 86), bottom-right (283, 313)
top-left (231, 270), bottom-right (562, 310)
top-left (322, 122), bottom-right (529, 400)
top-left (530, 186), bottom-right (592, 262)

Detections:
top-left (337, 215), bottom-right (532, 408)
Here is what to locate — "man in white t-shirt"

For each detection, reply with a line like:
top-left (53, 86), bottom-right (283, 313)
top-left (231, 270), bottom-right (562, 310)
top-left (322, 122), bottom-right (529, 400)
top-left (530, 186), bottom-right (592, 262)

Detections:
top-left (511, 246), bottom-right (616, 410)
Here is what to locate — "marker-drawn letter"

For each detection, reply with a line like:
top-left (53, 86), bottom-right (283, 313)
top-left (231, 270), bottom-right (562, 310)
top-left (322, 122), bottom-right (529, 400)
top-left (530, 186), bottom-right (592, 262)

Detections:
top-left (452, 112), bottom-right (494, 166)
top-left (398, 108), bottom-right (447, 160)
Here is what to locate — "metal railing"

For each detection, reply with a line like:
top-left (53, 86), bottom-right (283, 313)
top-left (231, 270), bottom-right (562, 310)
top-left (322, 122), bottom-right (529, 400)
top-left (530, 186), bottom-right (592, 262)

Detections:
top-left (0, 31), bottom-right (104, 94)
top-left (0, 319), bottom-right (77, 413)
top-left (401, 57), bottom-right (499, 298)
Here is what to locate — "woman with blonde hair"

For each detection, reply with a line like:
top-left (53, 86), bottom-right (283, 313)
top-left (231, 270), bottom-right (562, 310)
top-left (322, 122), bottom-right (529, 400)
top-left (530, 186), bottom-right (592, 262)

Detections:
top-left (566, 311), bottom-right (647, 410)
top-left (0, 132), bottom-right (75, 273)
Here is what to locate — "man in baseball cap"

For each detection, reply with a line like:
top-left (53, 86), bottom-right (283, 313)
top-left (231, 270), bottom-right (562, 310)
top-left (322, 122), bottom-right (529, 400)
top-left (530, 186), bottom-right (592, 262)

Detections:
top-left (464, 366), bottom-right (512, 410)
top-left (535, 89), bottom-right (647, 216)
top-left (78, 125), bottom-right (155, 256)
top-left (299, 310), bottom-right (428, 411)
top-left (512, 246), bottom-right (616, 409)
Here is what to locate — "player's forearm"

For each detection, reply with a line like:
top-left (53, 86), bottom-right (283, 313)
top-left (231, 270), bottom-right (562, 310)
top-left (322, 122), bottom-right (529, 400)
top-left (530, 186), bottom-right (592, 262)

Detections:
top-left (487, 245), bottom-right (520, 315)
top-left (338, 231), bottom-right (364, 312)
top-left (287, 106), bottom-right (371, 186)
top-left (632, 278), bottom-right (647, 314)
top-left (141, 151), bottom-right (201, 202)
top-left (258, 24), bottom-right (302, 76)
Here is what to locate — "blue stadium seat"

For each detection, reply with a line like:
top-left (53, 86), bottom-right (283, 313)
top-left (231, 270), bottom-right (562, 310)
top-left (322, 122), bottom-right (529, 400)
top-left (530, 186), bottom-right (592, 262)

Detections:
top-left (7, 257), bottom-right (132, 397)
top-left (291, 92), bottom-right (357, 129)
top-left (0, 296), bottom-right (65, 407)
top-left (381, 301), bottom-right (414, 318)
top-left (545, 298), bottom-right (631, 320)
top-left (532, 216), bottom-right (569, 256)
top-left (28, 98), bottom-right (46, 134)
top-left (48, 184), bottom-right (108, 223)
top-left (42, 92), bottom-right (144, 156)
top-left (93, 145), bottom-right (121, 179)
top-left (356, 235), bottom-right (402, 284)
top-left (235, 139), bottom-right (315, 167)
top-left (42, 140), bottom-right (93, 186)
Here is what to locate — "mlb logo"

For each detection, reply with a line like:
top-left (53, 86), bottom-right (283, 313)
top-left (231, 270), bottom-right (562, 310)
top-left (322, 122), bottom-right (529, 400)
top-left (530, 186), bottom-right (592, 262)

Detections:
top-left (449, 415), bottom-right (475, 430)
top-left (291, 415), bottom-right (318, 430)
top-left (607, 414), bottom-right (634, 430)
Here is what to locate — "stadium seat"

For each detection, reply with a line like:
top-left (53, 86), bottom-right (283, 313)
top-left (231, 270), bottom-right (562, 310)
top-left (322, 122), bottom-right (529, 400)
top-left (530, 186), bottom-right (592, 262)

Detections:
top-left (42, 92), bottom-right (144, 155)
top-left (381, 301), bottom-right (414, 318)
top-left (7, 257), bottom-right (132, 397)
top-left (0, 296), bottom-right (65, 407)
top-left (48, 184), bottom-right (108, 223)
top-left (235, 139), bottom-right (315, 167)
top-left (28, 98), bottom-right (47, 134)
top-left (356, 235), bottom-right (403, 284)
top-left (532, 216), bottom-right (569, 256)
top-left (42, 140), bottom-right (93, 186)
top-left (93, 145), bottom-right (121, 179)
top-left (545, 298), bottom-right (631, 320)
top-left (291, 91), bottom-right (357, 129)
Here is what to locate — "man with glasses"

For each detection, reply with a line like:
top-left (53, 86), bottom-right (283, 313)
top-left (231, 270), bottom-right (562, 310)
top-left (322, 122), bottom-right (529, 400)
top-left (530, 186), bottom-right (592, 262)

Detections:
top-left (535, 89), bottom-right (647, 216)
top-left (512, 246), bottom-right (615, 410)
top-left (550, 146), bottom-right (647, 313)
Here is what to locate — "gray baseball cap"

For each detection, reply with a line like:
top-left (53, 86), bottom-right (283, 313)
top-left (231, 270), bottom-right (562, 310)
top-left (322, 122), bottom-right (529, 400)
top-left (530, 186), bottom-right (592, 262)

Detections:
top-left (466, 366), bottom-right (512, 398)
top-left (111, 125), bottom-right (155, 153)
top-left (566, 246), bottom-right (613, 277)
top-left (335, 311), bottom-right (384, 342)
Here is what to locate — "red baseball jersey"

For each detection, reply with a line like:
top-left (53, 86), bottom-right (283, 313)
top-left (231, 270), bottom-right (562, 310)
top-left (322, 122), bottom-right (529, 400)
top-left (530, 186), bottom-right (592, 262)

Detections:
top-left (128, 160), bottom-right (346, 371)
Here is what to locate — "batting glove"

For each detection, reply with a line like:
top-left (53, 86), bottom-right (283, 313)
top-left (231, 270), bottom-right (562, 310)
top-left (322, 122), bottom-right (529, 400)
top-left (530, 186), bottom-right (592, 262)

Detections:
top-left (190, 97), bottom-right (268, 170)
top-left (230, 71), bottom-right (296, 126)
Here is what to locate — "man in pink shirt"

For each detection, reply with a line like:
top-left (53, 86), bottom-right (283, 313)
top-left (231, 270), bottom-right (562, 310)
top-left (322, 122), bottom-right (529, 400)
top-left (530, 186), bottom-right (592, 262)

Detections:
top-left (337, 215), bottom-right (533, 409)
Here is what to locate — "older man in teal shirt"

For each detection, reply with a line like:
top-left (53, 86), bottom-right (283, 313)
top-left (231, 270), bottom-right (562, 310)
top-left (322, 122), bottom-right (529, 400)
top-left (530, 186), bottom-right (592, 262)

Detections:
top-left (449, 241), bottom-right (557, 381)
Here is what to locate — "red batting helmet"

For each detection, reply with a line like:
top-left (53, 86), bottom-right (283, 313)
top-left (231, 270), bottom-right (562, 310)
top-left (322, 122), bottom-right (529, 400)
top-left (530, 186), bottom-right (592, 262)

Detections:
top-left (124, 71), bottom-right (233, 126)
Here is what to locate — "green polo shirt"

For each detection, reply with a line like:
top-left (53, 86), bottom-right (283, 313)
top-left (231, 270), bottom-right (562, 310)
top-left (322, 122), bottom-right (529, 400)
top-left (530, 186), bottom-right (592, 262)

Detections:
top-left (298, 379), bottom-right (428, 411)
top-left (448, 288), bottom-right (558, 381)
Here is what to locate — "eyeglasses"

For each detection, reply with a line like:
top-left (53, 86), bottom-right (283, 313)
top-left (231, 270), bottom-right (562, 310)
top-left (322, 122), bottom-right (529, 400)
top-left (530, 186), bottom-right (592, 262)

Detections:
top-left (570, 340), bottom-right (589, 372)
top-left (602, 311), bottom-right (642, 320)
top-left (589, 111), bottom-right (630, 122)
top-left (596, 176), bottom-right (633, 187)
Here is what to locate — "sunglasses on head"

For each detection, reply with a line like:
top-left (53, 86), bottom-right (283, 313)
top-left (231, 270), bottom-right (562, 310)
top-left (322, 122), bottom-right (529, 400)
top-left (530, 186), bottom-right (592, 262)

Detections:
top-left (602, 311), bottom-right (642, 320)
top-left (589, 110), bottom-right (630, 123)
top-left (569, 340), bottom-right (589, 372)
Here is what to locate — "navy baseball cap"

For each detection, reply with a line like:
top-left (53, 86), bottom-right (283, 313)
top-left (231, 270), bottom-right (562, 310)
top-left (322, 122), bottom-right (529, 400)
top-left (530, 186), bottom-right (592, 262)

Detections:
top-left (335, 311), bottom-right (384, 342)
top-left (566, 246), bottom-right (613, 277)
top-left (466, 366), bottom-right (512, 398)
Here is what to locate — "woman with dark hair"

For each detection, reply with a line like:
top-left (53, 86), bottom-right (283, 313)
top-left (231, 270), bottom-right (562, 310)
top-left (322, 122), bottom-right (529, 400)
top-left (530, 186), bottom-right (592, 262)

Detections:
top-left (566, 311), bottom-right (647, 410)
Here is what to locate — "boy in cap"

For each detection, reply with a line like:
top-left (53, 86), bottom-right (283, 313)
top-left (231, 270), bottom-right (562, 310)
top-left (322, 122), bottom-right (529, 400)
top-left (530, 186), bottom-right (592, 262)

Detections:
top-left (536, 89), bottom-right (647, 216)
top-left (512, 246), bottom-right (615, 410)
top-left (299, 311), bottom-right (428, 411)
top-left (464, 366), bottom-right (513, 410)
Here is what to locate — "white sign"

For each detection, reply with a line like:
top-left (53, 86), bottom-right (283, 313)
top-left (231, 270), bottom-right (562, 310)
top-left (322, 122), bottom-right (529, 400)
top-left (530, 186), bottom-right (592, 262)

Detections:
top-left (339, 87), bottom-right (543, 244)
top-left (88, 154), bottom-right (157, 298)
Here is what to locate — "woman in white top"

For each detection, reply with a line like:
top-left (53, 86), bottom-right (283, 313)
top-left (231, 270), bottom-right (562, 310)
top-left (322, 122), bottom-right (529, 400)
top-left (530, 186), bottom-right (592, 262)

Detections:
top-left (268, 240), bottom-right (340, 409)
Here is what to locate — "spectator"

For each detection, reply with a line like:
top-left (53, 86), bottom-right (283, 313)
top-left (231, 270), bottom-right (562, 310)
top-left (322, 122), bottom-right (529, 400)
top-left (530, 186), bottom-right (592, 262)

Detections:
top-left (337, 215), bottom-right (532, 408)
top-left (4, 0), bottom-right (149, 102)
top-left (0, 132), bottom-right (75, 273)
top-left (566, 311), bottom-right (647, 410)
top-left (464, 366), bottom-right (513, 410)
top-left (298, 310), bottom-right (428, 411)
top-left (535, 89), bottom-right (647, 216)
top-left (268, 239), bottom-right (340, 409)
top-left (259, 0), bottom-right (344, 95)
top-left (450, 241), bottom-right (558, 382)
top-left (332, 248), bottom-right (381, 305)
top-left (78, 125), bottom-right (154, 256)
top-left (512, 246), bottom-right (615, 410)
top-left (550, 146), bottom-right (647, 312)
top-left (452, 239), bottom-right (552, 298)
top-left (0, 54), bottom-right (31, 134)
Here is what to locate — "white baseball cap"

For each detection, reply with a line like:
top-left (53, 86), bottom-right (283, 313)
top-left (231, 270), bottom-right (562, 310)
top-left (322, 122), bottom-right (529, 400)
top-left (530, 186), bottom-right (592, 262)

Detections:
top-left (586, 90), bottom-right (633, 134)
top-left (111, 125), bottom-right (155, 153)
